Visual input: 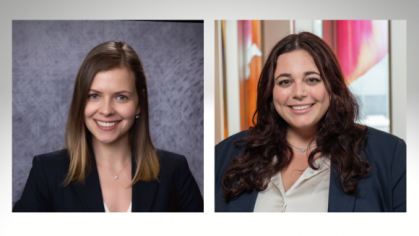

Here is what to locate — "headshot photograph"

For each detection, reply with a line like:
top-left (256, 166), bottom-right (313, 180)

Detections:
top-left (12, 20), bottom-right (203, 212)
top-left (214, 20), bottom-right (406, 212)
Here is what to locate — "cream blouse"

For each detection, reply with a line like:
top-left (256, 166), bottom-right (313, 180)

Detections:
top-left (254, 156), bottom-right (331, 212)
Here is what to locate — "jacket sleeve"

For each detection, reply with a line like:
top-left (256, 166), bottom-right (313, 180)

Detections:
top-left (174, 156), bottom-right (204, 212)
top-left (13, 156), bottom-right (53, 212)
top-left (391, 138), bottom-right (406, 212)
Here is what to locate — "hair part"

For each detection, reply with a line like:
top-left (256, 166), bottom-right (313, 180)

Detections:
top-left (64, 41), bottom-right (159, 186)
top-left (222, 32), bottom-right (370, 200)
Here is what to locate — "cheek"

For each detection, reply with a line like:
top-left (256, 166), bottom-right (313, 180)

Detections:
top-left (310, 86), bottom-right (329, 103)
top-left (311, 87), bottom-right (330, 114)
top-left (272, 87), bottom-right (289, 105)
top-left (84, 103), bottom-right (96, 118)
top-left (118, 104), bottom-right (138, 119)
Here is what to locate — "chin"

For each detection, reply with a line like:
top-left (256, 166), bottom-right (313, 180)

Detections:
top-left (92, 134), bottom-right (119, 145)
top-left (96, 138), bottom-right (116, 145)
top-left (290, 124), bottom-right (311, 129)
top-left (289, 120), bottom-right (318, 129)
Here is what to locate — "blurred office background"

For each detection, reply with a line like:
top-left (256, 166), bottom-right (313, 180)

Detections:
top-left (214, 20), bottom-right (406, 144)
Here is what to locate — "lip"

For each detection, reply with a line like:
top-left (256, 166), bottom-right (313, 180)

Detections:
top-left (287, 103), bottom-right (315, 115)
top-left (94, 119), bottom-right (121, 131)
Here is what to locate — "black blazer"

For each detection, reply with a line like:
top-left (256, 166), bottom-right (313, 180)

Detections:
top-left (215, 127), bottom-right (406, 212)
top-left (13, 149), bottom-right (203, 212)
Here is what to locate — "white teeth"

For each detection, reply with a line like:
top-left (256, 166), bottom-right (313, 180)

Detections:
top-left (291, 104), bottom-right (312, 110)
top-left (96, 120), bottom-right (118, 127)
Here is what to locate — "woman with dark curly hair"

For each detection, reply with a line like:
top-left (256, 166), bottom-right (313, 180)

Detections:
top-left (215, 32), bottom-right (406, 212)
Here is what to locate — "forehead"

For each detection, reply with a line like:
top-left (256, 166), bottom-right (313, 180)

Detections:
top-left (90, 67), bottom-right (136, 92)
top-left (275, 50), bottom-right (319, 75)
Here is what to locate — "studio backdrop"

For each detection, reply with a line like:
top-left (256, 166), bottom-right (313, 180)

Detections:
top-left (12, 20), bottom-right (204, 205)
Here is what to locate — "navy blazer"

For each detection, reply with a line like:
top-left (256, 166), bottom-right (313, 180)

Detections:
top-left (13, 149), bottom-right (203, 212)
top-left (215, 128), bottom-right (406, 212)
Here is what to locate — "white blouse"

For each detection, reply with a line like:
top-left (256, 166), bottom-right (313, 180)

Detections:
top-left (254, 156), bottom-right (331, 212)
top-left (104, 202), bottom-right (132, 213)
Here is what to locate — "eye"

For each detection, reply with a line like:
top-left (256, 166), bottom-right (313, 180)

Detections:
top-left (306, 77), bottom-right (321, 84)
top-left (88, 94), bottom-right (99, 99)
top-left (117, 95), bottom-right (128, 100)
top-left (278, 79), bottom-right (292, 87)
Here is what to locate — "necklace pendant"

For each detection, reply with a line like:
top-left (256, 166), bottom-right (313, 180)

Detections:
top-left (115, 176), bottom-right (118, 180)
top-left (301, 149), bottom-right (305, 152)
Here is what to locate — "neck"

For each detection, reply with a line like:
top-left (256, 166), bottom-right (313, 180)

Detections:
top-left (91, 134), bottom-right (132, 166)
top-left (286, 125), bottom-right (318, 148)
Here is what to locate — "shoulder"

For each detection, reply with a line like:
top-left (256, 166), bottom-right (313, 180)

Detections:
top-left (155, 149), bottom-right (203, 212)
top-left (364, 127), bottom-right (406, 156)
top-left (22, 149), bottom-right (69, 198)
top-left (356, 128), bottom-right (406, 211)
top-left (156, 149), bottom-right (189, 174)
top-left (215, 130), bottom-right (250, 154)
top-left (156, 149), bottom-right (186, 165)
top-left (155, 149), bottom-right (198, 191)
top-left (35, 149), bottom-right (69, 160)
top-left (215, 130), bottom-right (250, 161)
top-left (32, 149), bottom-right (70, 173)
top-left (214, 130), bottom-right (250, 181)
top-left (365, 127), bottom-right (404, 145)
top-left (363, 127), bottom-right (406, 170)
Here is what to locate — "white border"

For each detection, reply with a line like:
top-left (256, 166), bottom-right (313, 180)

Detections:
top-left (1, 0), bottom-right (417, 235)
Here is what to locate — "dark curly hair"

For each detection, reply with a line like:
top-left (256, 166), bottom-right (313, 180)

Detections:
top-left (222, 32), bottom-right (370, 201)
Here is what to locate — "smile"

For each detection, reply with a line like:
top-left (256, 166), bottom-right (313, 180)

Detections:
top-left (288, 103), bottom-right (315, 115)
top-left (95, 120), bottom-right (120, 127)
top-left (290, 104), bottom-right (314, 110)
top-left (94, 120), bottom-right (121, 131)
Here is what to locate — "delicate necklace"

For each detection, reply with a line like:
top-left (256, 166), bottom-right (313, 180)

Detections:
top-left (100, 160), bottom-right (130, 180)
top-left (288, 143), bottom-right (316, 153)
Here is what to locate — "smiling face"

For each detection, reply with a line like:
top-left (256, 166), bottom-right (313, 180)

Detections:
top-left (272, 50), bottom-right (330, 131)
top-left (84, 67), bottom-right (140, 146)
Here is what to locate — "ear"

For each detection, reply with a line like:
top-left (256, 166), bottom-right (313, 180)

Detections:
top-left (136, 105), bottom-right (141, 115)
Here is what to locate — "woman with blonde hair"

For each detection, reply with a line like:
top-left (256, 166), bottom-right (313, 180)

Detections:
top-left (14, 41), bottom-right (203, 212)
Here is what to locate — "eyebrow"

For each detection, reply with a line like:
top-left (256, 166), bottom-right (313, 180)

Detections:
top-left (275, 71), bottom-right (321, 81)
top-left (89, 89), bottom-right (133, 95)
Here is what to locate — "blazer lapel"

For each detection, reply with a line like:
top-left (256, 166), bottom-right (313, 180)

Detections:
top-left (328, 165), bottom-right (356, 212)
top-left (228, 190), bottom-right (258, 212)
top-left (131, 158), bottom-right (159, 212)
top-left (72, 157), bottom-right (105, 212)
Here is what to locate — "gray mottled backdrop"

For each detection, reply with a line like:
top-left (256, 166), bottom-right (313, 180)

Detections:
top-left (12, 20), bottom-right (203, 205)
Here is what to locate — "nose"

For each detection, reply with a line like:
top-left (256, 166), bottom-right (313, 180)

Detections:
top-left (292, 81), bottom-right (307, 100)
top-left (99, 98), bottom-right (115, 116)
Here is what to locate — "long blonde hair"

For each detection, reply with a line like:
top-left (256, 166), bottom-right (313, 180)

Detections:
top-left (63, 41), bottom-right (159, 186)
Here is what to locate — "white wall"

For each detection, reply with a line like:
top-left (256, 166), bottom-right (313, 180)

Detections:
top-left (390, 20), bottom-right (407, 141)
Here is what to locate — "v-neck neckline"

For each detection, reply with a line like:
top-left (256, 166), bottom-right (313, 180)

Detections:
top-left (71, 147), bottom-right (160, 212)
top-left (272, 156), bottom-right (331, 195)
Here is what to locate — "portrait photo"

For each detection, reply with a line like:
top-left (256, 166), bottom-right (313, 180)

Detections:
top-left (214, 20), bottom-right (406, 212)
top-left (12, 20), bottom-right (203, 212)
